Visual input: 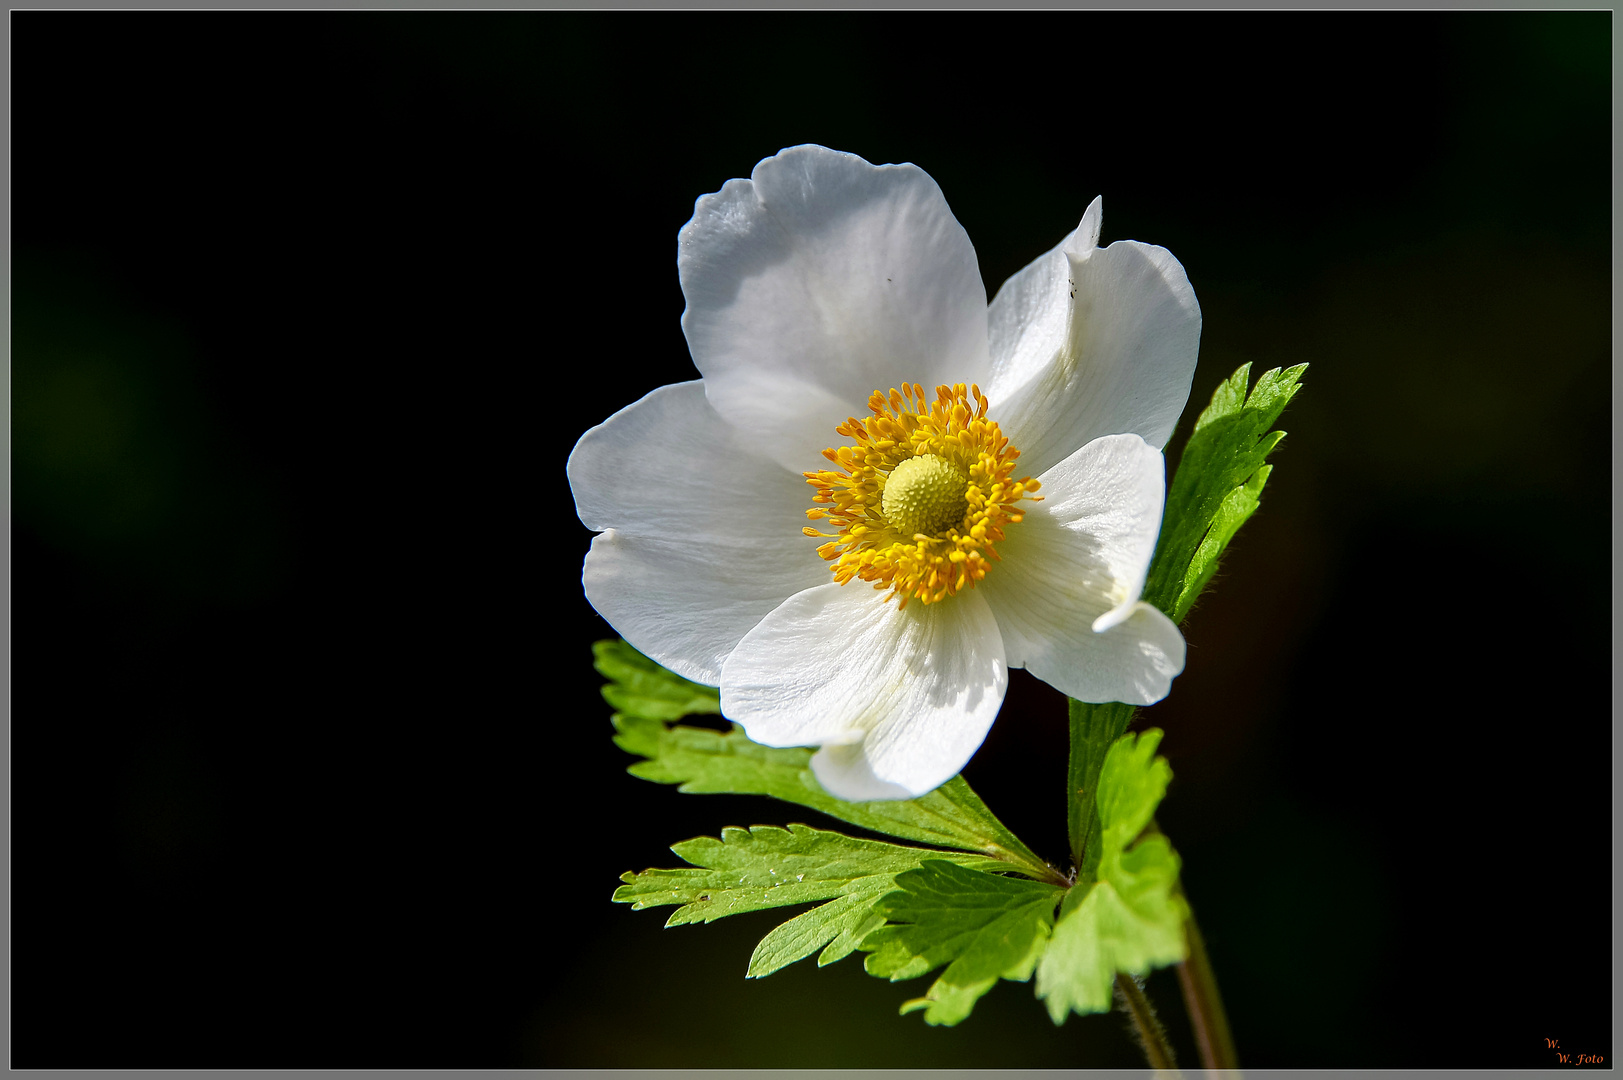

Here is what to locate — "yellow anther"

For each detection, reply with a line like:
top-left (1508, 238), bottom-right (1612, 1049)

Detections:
top-left (801, 382), bottom-right (1039, 608)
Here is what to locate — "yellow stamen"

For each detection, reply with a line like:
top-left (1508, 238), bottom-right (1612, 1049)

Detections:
top-left (803, 382), bottom-right (1040, 609)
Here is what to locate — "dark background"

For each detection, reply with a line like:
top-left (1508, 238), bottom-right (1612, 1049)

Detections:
top-left (14, 12), bottom-right (1611, 1069)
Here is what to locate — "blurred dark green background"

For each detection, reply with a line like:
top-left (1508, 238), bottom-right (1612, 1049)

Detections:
top-left (14, 12), bottom-right (1610, 1068)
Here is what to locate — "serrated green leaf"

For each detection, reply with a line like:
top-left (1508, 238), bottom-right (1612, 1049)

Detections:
top-left (615, 824), bottom-right (928, 923)
top-left (1036, 730), bottom-right (1189, 1023)
top-left (614, 823), bottom-right (1012, 979)
top-left (861, 859), bottom-right (1063, 1026)
top-left (1191, 363), bottom-right (1251, 431)
top-left (1095, 728), bottom-right (1172, 854)
top-left (749, 887), bottom-right (888, 977)
top-left (1145, 362), bottom-right (1305, 624)
top-left (1178, 462), bottom-right (1271, 616)
top-left (606, 675), bottom-right (1059, 883)
top-left (593, 638), bottom-right (720, 721)
top-left (1065, 699), bottom-right (1137, 879)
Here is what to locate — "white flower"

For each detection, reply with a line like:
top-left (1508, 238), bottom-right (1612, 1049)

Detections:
top-left (569, 146), bottom-right (1200, 801)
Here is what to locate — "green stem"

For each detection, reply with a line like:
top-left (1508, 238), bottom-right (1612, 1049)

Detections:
top-left (1175, 906), bottom-right (1239, 1072)
top-left (1066, 699), bottom-right (1138, 877)
top-left (1114, 972), bottom-right (1179, 1073)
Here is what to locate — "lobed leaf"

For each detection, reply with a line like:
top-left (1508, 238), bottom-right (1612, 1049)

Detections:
top-left (1036, 730), bottom-right (1189, 1023)
top-left (592, 638), bottom-right (720, 722)
top-left (861, 859), bottom-right (1063, 1027)
top-left (1178, 462), bottom-right (1270, 618)
top-left (614, 823), bottom-right (1015, 979)
top-left (748, 889), bottom-right (888, 977)
top-left (599, 643), bottom-right (1058, 883)
top-left (1144, 362), bottom-right (1305, 623)
top-left (1065, 698), bottom-right (1137, 880)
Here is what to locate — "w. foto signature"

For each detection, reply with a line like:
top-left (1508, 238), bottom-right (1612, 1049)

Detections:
top-left (1547, 1038), bottom-right (1604, 1066)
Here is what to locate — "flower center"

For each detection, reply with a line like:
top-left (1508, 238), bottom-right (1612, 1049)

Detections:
top-left (881, 453), bottom-right (970, 538)
top-left (802, 383), bottom-right (1040, 608)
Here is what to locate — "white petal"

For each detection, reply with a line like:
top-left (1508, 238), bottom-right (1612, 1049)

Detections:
top-left (978, 433), bottom-right (1185, 706)
top-left (985, 197), bottom-right (1201, 476)
top-left (720, 582), bottom-right (1007, 800)
top-left (679, 145), bottom-right (992, 473)
top-left (568, 381), bottom-right (828, 684)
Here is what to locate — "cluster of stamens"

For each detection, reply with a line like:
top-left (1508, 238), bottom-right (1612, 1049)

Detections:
top-left (803, 383), bottom-right (1039, 608)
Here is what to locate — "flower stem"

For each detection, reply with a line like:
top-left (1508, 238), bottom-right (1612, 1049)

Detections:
top-left (1175, 907), bottom-right (1238, 1072)
top-left (1114, 972), bottom-right (1179, 1072)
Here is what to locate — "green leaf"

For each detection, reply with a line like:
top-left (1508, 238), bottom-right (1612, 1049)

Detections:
top-left (1036, 729), bottom-right (1190, 1023)
top-left (1180, 462), bottom-right (1271, 614)
top-left (592, 639), bottom-right (720, 721)
top-left (749, 889), bottom-right (887, 976)
top-left (1144, 362), bottom-right (1305, 623)
top-left (1095, 727), bottom-right (1173, 855)
top-left (1065, 699), bottom-right (1137, 879)
top-left (861, 859), bottom-right (1064, 1026)
top-left (613, 823), bottom-right (1012, 978)
top-left (602, 648), bottom-right (1060, 883)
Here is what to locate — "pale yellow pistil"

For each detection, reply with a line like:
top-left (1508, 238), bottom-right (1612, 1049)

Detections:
top-left (802, 382), bottom-right (1040, 608)
top-left (881, 454), bottom-right (970, 539)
